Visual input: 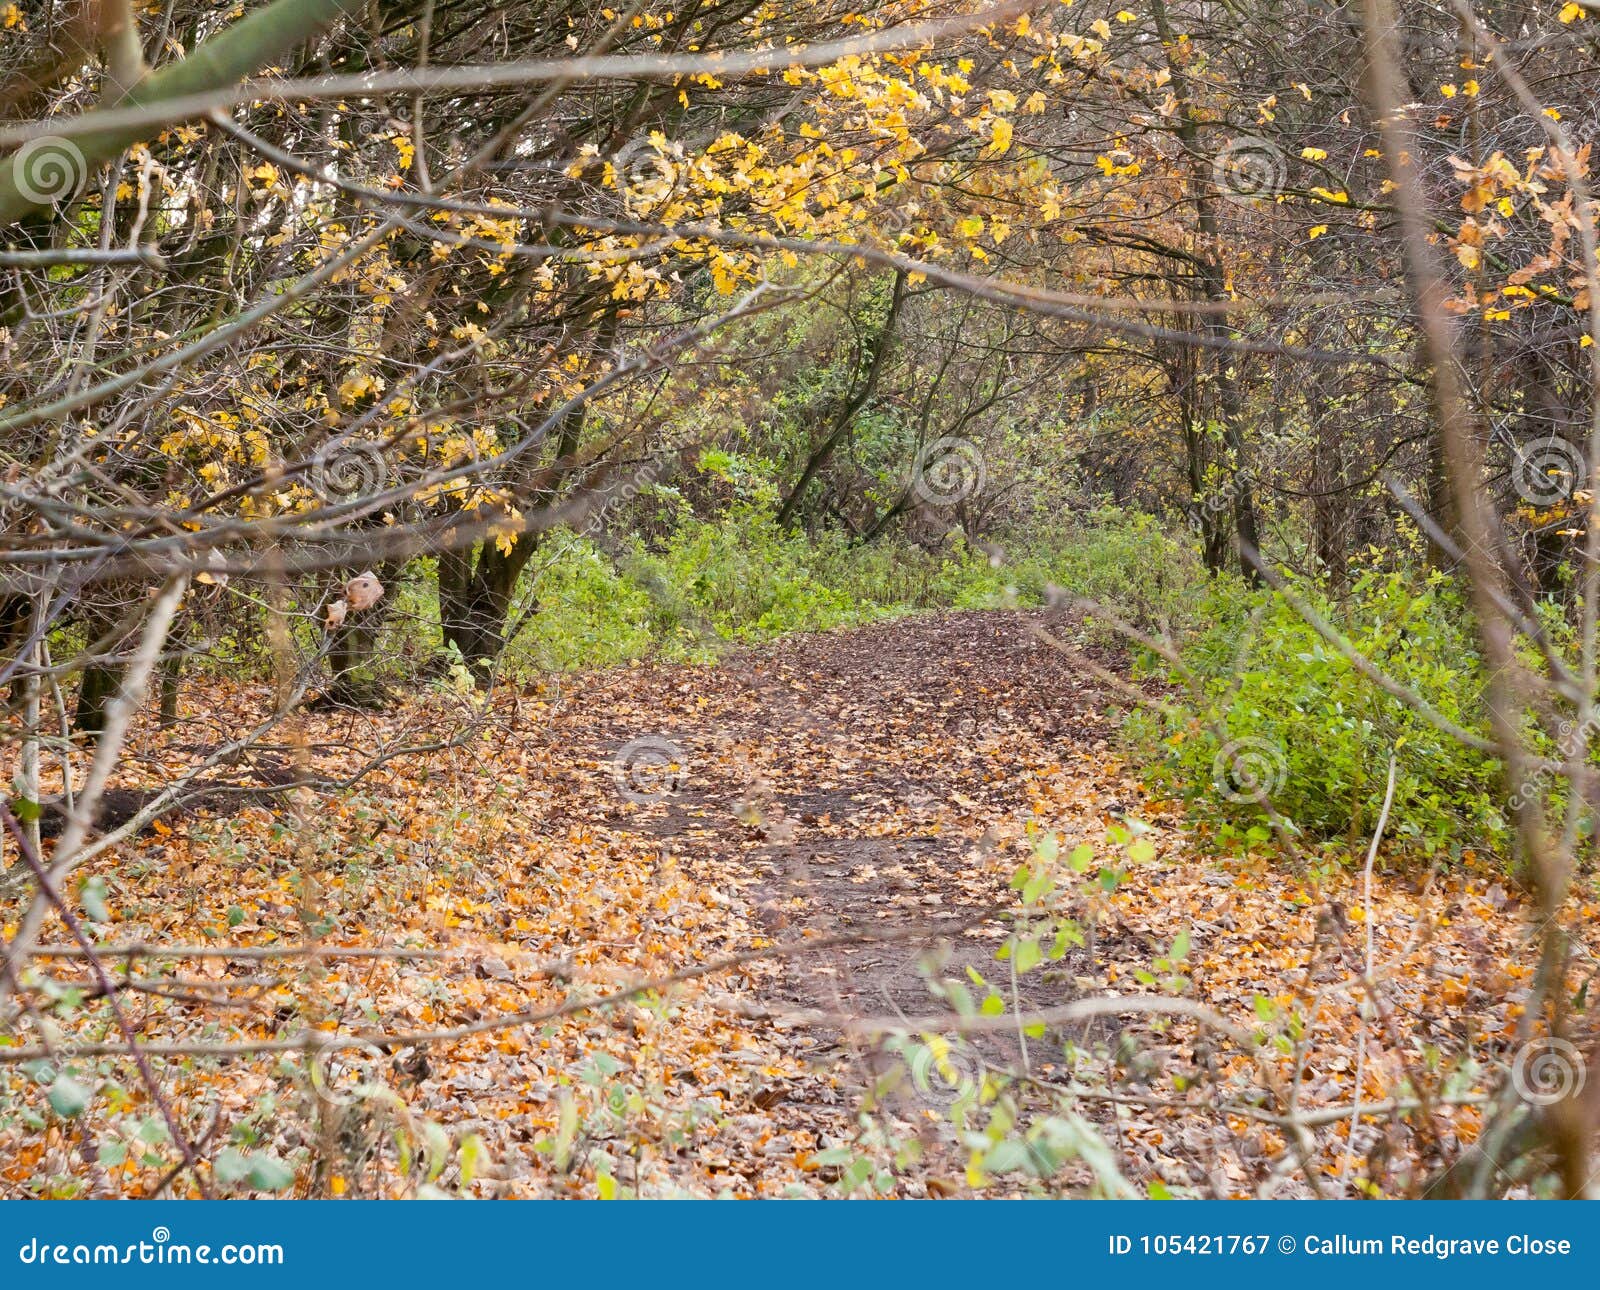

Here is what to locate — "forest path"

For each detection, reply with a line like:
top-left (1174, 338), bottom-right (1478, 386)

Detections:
top-left (562, 610), bottom-right (1151, 1175)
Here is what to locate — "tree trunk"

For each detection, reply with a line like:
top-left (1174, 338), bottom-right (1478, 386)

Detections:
top-left (1309, 367), bottom-right (1351, 591)
top-left (73, 663), bottom-right (119, 735)
top-left (1152, 0), bottom-right (1261, 585)
top-left (321, 563), bottom-right (400, 707)
top-left (1175, 345), bottom-right (1228, 574)
top-left (438, 538), bottom-right (535, 678)
top-left (158, 652), bottom-right (182, 726)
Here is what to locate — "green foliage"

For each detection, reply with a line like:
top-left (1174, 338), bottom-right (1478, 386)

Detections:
top-left (515, 542), bottom-right (660, 670)
top-left (500, 500), bottom-right (1202, 673)
top-left (1129, 566), bottom-right (1512, 861)
top-left (503, 505), bottom-right (963, 670)
top-left (971, 508), bottom-right (1208, 631)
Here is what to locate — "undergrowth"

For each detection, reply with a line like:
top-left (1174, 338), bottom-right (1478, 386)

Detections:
top-left (493, 503), bottom-right (1198, 671)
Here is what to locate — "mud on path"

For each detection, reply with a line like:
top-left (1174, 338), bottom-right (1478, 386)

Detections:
top-left (566, 609), bottom-right (1152, 1160)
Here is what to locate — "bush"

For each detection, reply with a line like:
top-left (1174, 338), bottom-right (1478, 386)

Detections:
top-left (1127, 566), bottom-right (1512, 861)
top-left (509, 541), bottom-right (659, 671)
top-left (501, 501), bottom-right (1206, 681)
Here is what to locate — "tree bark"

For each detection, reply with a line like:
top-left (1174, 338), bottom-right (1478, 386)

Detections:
top-left (1151, 0), bottom-right (1262, 584)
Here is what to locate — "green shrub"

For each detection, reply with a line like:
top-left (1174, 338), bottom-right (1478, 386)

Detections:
top-left (1127, 566), bottom-right (1512, 861)
top-left (497, 502), bottom-right (1205, 684)
top-left (510, 540), bottom-right (659, 670)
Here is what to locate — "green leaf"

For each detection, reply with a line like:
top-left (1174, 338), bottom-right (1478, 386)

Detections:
top-left (981, 1139), bottom-right (1031, 1174)
top-left (247, 1154), bottom-right (295, 1191)
top-left (47, 1076), bottom-right (90, 1118)
top-left (79, 876), bottom-right (110, 923)
top-left (214, 1148), bottom-right (252, 1184)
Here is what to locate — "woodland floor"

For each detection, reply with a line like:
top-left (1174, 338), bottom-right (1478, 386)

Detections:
top-left (1, 611), bottom-right (1589, 1198)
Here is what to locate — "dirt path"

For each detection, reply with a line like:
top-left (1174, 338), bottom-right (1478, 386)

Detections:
top-left (564, 610), bottom-right (1143, 1164)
